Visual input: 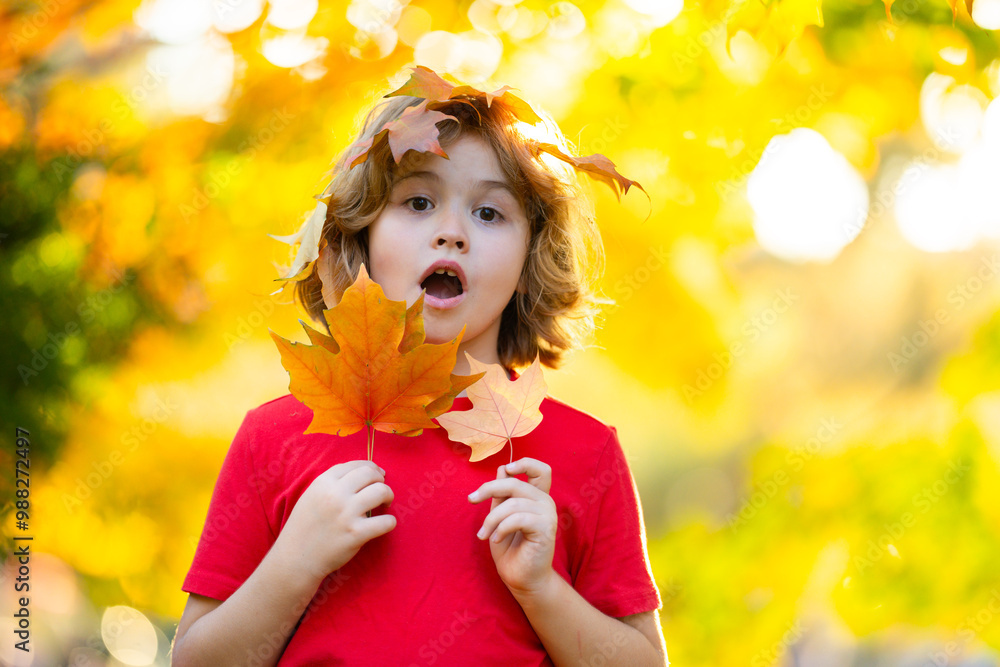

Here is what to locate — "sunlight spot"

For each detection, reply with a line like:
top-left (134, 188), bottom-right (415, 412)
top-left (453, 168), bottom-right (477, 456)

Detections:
top-left (102, 606), bottom-right (158, 666)
top-left (148, 33), bottom-right (235, 118)
top-left (895, 141), bottom-right (1000, 251)
top-left (347, 0), bottom-right (404, 34)
top-left (938, 46), bottom-right (967, 66)
top-left (267, 0), bottom-right (318, 30)
top-left (261, 30), bottom-right (329, 68)
top-left (625, 0), bottom-right (683, 27)
top-left (920, 73), bottom-right (989, 154)
top-left (414, 30), bottom-right (502, 83)
top-left (211, 0), bottom-right (265, 33)
top-left (972, 0), bottom-right (1000, 29)
top-left (135, 0), bottom-right (212, 44)
top-left (747, 128), bottom-right (869, 263)
top-left (546, 1), bottom-right (586, 39)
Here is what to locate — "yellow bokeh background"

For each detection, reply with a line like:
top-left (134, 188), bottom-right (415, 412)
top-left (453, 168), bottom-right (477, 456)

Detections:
top-left (3, 0), bottom-right (1000, 664)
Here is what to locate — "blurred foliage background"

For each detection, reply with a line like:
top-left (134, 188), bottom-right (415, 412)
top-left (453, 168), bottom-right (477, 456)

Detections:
top-left (2, 0), bottom-right (1000, 664)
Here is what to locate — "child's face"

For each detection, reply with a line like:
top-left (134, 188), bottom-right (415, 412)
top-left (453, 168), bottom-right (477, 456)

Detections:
top-left (368, 133), bottom-right (530, 359)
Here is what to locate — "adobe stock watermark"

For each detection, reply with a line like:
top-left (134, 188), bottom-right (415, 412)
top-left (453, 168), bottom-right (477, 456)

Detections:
top-left (407, 609), bottom-right (479, 666)
top-left (671, 0), bottom-right (749, 72)
top-left (852, 457), bottom-right (970, 573)
top-left (578, 116), bottom-right (629, 159)
top-left (179, 106), bottom-right (296, 221)
top-left (716, 85), bottom-right (834, 200)
top-left (553, 448), bottom-right (642, 534)
top-left (62, 391), bottom-right (179, 513)
top-left (394, 458), bottom-right (459, 523)
top-left (727, 417), bottom-right (842, 532)
top-left (887, 253), bottom-right (1000, 372)
top-left (751, 619), bottom-right (804, 667)
top-left (574, 623), bottom-right (637, 667)
top-left (188, 443), bottom-right (304, 552)
top-left (7, 0), bottom-right (73, 53)
top-left (241, 568), bottom-right (353, 667)
top-left (682, 287), bottom-right (799, 404)
top-left (49, 63), bottom-right (168, 185)
top-left (18, 265), bottom-right (136, 385)
top-left (606, 245), bottom-right (671, 313)
top-left (842, 127), bottom-right (960, 244)
top-left (926, 589), bottom-right (1000, 666)
top-left (225, 293), bottom-right (283, 349)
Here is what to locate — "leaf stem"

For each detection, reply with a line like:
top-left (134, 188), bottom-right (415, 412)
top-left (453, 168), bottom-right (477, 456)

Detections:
top-left (366, 424), bottom-right (375, 518)
top-left (508, 437), bottom-right (513, 465)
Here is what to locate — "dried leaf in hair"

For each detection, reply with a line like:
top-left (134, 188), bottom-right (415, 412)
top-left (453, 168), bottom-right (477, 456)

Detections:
top-left (383, 100), bottom-right (458, 163)
top-left (535, 142), bottom-right (647, 201)
top-left (386, 66), bottom-right (542, 125)
top-left (345, 100), bottom-right (458, 168)
top-left (269, 200), bottom-right (328, 284)
top-left (385, 65), bottom-right (459, 101)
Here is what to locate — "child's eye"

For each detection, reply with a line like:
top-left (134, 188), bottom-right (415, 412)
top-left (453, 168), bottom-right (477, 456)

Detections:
top-left (406, 196), bottom-right (432, 212)
top-left (476, 207), bottom-right (504, 224)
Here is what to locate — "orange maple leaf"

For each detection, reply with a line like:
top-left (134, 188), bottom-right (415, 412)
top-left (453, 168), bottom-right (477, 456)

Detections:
top-left (346, 99), bottom-right (459, 167)
top-left (269, 264), bottom-right (483, 461)
top-left (387, 65), bottom-right (542, 124)
top-left (436, 352), bottom-right (547, 463)
top-left (535, 142), bottom-right (647, 202)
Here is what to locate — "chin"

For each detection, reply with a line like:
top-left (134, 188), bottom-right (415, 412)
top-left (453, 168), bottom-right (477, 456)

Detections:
top-left (421, 321), bottom-right (461, 345)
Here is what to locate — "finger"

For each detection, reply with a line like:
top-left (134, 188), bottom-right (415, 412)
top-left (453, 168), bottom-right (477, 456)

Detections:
top-left (503, 458), bottom-right (552, 494)
top-left (490, 464), bottom-right (508, 512)
top-left (490, 512), bottom-right (552, 544)
top-left (354, 481), bottom-right (393, 513)
top-left (357, 513), bottom-right (396, 541)
top-left (469, 478), bottom-right (544, 504)
top-left (341, 464), bottom-right (386, 494)
top-left (477, 497), bottom-right (541, 541)
top-left (331, 459), bottom-right (385, 480)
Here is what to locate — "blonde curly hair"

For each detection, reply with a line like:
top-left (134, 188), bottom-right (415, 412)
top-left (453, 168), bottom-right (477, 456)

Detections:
top-left (293, 92), bottom-right (608, 371)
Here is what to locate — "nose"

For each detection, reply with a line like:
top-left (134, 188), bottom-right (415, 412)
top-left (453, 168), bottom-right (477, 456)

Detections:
top-left (432, 205), bottom-right (468, 251)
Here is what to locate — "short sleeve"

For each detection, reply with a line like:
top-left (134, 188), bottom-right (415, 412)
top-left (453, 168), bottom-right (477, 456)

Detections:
top-left (181, 409), bottom-right (277, 601)
top-left (572, 427), bottom-right (662, 618)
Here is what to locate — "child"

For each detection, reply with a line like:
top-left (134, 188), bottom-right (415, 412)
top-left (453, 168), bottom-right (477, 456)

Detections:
top-left (173, 68), bottom-right (667, 666)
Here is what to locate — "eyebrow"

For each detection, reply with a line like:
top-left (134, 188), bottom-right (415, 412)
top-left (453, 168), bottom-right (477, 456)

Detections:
top-left (394, 170), bottom-right (518, 200)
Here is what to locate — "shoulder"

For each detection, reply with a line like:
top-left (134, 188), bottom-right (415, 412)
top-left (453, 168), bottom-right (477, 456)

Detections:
top-left (535, 394), bottom-right (620, 467)
top-left (540, 394), bottom-right (616, 440)
top-left (244, 392), bottom-right (310, 426)
top-left (230, 393), bottom-right (314, 454)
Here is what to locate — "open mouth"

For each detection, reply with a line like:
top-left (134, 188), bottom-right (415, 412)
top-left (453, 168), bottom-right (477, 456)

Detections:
top-left (420, 269), bottom-right (464, 300)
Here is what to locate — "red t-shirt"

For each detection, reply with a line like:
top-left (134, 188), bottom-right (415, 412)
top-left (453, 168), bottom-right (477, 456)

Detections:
top-left (182, 391), bottom-right (661, 666)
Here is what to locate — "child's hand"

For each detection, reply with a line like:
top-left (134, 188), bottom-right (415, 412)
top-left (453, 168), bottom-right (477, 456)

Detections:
top-left (468, 457), bottom-right (557, 598)
top-left (279, 460), bottom-right (395, 584)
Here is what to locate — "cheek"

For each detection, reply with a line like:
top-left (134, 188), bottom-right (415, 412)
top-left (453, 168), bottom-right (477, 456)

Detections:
top-left (368, 218), bottom-right (415, 295)
top-left (483, 239), bottom-right (528, 296)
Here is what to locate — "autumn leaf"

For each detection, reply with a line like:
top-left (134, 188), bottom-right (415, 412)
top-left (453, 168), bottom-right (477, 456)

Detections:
top-left (387, 65), bottom-right (542, 124)
top-left (535, 142), bottom-right (647, 201)
top-left (268, 200), bottom-right (328, 290)
top-left (725, 0), bottom-right (823, 59)
top-left (381, 100), bottom-right (459, 164)
top-left (945, 0), bottom-right (974, 21)
top-left (269, 264), bottom-right (484, 461)
top-left (882, 0), bottom-right (895, 21)
top-left (436, 352), bottom-right (547, 463)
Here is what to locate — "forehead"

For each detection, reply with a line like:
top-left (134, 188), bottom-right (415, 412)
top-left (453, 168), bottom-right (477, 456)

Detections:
top-left (395, 133), bottom-right (508, 183)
